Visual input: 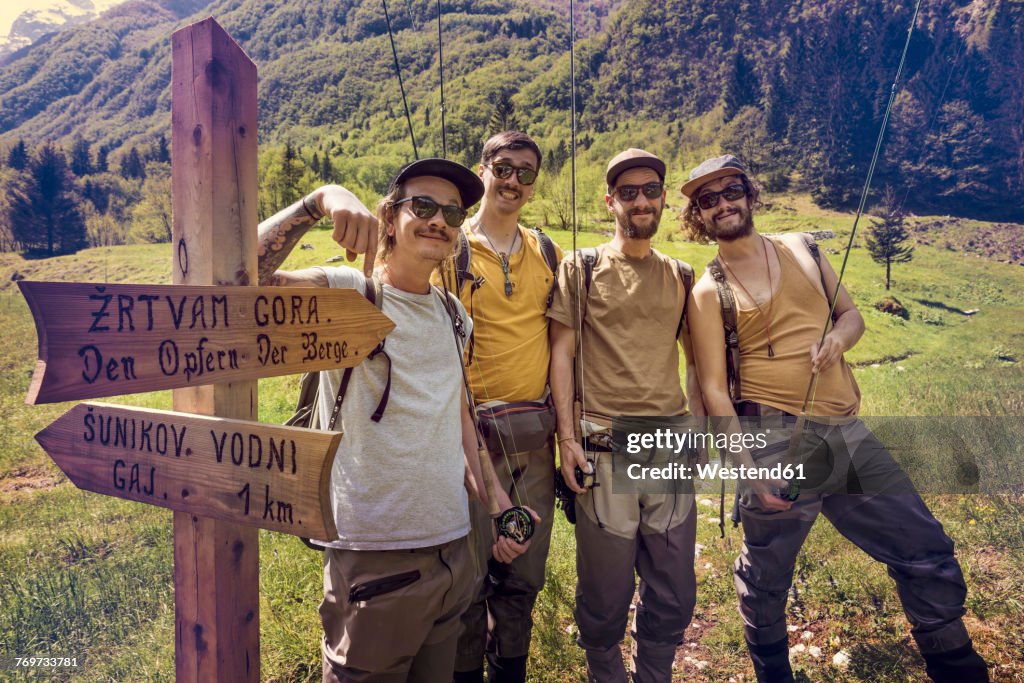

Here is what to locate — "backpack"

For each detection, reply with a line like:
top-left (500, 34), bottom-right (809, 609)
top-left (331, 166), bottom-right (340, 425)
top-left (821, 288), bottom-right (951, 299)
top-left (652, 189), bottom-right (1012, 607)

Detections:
top-left (285, 275), bottom-right (384, 431)
top-left (706, 233), bottom-right (832, 404)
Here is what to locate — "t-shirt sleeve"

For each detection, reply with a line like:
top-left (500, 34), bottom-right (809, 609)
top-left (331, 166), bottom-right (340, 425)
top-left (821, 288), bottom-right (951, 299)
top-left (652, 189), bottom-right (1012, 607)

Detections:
top-left (546, 253), bottom-right (579, 329)
top-left (317, 265), bottom-right (366, 294)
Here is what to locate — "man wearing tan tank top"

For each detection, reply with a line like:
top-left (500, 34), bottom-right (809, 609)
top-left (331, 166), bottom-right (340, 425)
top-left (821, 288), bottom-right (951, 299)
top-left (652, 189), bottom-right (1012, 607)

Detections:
top-left (549, 149), bottom-right (704, 683)
top-left (683, 155), bottom-right (988, 683)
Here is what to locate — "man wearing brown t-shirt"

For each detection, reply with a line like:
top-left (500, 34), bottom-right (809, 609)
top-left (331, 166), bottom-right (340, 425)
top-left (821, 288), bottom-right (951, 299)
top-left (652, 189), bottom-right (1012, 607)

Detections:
top-left (548, 148), bottom-right (704, 683)
top-left (683, 155), bottom-right (988, 683)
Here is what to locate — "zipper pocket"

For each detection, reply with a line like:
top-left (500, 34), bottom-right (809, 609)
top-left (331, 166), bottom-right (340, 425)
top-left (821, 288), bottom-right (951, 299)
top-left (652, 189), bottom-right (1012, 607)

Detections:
top-left (348, 569), bottom-right (421, 603)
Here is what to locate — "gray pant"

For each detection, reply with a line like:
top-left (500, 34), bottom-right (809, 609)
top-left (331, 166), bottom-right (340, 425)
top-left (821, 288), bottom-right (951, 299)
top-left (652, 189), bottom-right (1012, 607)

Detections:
top-left (735, 419), bottom-right (972, 655)
top-left (573, 453), bottom-right (698, 683)
top-left (455, 441), bottom-right (556, 670)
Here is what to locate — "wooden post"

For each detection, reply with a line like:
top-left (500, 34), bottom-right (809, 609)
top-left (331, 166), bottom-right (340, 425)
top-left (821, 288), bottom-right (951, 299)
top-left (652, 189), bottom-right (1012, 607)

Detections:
top-left (170, 18), bottom-right (260, 682)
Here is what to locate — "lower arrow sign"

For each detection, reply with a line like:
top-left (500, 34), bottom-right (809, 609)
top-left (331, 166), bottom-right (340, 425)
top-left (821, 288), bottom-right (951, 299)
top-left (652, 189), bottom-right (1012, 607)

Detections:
top-left (36, 402), bottom-right (341, 539)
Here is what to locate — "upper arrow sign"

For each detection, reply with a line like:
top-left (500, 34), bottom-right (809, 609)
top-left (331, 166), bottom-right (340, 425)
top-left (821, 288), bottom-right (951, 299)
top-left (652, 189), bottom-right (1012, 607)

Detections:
top-left (19, 281), bottom-right (395, 404)
top-left (37, 402), bottom-right (341, 539)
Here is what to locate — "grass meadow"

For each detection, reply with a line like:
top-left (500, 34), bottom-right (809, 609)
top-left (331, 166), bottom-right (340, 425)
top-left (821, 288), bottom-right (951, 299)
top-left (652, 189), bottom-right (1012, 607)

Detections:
top-left (0, 195), bottom-right (1021, 681)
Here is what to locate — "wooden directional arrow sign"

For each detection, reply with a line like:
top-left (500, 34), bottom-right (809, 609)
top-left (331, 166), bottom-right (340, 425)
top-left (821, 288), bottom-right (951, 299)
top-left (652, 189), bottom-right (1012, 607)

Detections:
top-left (36, 402), bottom-right (341, 539)
top-left (19, 281), bottom-right (395, 404)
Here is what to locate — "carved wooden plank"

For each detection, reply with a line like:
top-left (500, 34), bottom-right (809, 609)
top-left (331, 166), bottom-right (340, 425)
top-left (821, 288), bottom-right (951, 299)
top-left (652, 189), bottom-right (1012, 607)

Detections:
top-left (170, 18), bottom-right (260, 682)
top-left (36, 402), bottom-right (341, 538)
top-left (20, 281), bottom-right (394, 404)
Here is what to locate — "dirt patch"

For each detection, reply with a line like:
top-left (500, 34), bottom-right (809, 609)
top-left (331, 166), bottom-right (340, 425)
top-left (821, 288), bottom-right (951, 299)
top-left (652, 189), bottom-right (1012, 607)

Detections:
top-left (0, 465), bottom-right (62, 502)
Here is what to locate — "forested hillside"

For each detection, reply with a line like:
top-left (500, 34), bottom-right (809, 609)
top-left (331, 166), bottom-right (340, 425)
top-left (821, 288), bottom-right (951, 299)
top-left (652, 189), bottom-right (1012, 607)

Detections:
top-left (0, 0), bottom-right (1021, 257)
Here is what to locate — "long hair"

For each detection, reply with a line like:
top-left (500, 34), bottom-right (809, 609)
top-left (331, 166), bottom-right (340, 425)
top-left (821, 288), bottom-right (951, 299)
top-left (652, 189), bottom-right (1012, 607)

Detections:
top-left (680, 175), bottom-right (762, 244)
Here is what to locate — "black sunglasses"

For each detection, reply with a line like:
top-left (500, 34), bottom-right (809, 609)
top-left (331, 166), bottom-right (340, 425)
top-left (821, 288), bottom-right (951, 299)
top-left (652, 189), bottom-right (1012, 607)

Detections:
top-left (696, 183), bottom-right (747, 210)
top-left (486, 162), bottom-right (538, 186)
top-left (393, 196), bottom-right (468, 228)
top-left (614, 182), bottom-right (663, 202)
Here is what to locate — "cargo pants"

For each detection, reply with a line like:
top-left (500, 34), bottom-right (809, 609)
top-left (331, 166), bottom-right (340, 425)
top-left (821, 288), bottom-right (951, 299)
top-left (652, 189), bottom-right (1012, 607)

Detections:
top-left (320, 536), bottom-right (474, 682)
top-left (573, 450), bottom-right (698, 683)
top-left (735, 418), bottom-right (973, 655)
top-left (454, 440), bottom-right (556, 671)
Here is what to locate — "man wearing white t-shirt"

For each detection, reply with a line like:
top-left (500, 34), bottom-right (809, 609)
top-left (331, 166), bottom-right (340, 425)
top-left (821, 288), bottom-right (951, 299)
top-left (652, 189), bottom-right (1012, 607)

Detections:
top-left (257, 158), bottom-right (529, 682)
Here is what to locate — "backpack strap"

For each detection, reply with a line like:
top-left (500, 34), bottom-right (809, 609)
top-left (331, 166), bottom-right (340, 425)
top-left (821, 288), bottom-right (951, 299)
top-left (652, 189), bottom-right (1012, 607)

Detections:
top-left (707, 258), bottom-right (742, 404)
top-left (674, 259), bottom-right (695, 338)
top-left (800, 233), bottom-right (837, 323)
top-left (328, 274), bottom-right (385, 429)
top-left (454, 230), bottom-right (478, 294)
top-left (532, 227), bottom-right (560, 308)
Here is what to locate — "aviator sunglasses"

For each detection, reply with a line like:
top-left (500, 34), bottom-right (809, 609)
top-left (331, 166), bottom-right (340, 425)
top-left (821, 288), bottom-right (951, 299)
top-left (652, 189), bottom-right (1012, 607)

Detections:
top-left (393, 196), bottom-right (468, 228)
top-left (486, 162), bottom-right (538, 186)
top-left (614, 182), bottom-right (664, 202)
top-left (695, 183), bottom-right (747, 210)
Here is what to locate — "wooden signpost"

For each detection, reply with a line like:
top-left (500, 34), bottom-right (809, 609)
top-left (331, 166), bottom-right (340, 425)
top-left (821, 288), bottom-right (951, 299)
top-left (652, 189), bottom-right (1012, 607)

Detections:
top-left (21, 281), bottom-right (392, 404)
top-left (36, 402), bottom-right (342, 539)
top-left (21, 17), bottom-right (385, 681)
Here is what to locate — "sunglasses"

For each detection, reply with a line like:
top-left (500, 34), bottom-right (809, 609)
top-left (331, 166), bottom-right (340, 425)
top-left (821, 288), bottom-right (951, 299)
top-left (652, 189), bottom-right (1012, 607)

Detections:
top-left (613, 182), bottom-right (664, 202)
top-left (393, 196), bottom-right (468, 228)
top-left (695, 183), bottom-right (747, 210)
top-left (486, 162), bottom-right (538, 186)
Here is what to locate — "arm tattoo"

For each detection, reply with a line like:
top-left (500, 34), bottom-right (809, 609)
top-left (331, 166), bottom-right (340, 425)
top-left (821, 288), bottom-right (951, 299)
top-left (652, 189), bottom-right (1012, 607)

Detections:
top-left (257, 198), bottom-right (320, 285)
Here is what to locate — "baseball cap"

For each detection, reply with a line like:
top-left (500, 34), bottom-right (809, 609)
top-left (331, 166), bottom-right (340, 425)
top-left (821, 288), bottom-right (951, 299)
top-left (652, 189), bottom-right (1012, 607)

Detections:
top-left (680, 155), bottom-right (748, 198)
top-left (605, 148), bottom-right (666, 189)
top-left (389, 158), bottom-right (485, 208)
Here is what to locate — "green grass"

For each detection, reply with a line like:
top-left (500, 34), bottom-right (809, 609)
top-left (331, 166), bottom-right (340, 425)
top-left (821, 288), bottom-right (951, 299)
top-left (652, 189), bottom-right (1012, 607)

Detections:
top-left (1, 201), bottom-right (1022, 682)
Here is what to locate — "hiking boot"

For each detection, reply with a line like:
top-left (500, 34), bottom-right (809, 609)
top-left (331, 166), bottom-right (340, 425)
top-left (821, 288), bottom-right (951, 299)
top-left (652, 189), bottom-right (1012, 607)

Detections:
top-left (923, 643), bottom-right (989, 683)
top-left (747, 638), bottom-right (794, 683)
top-left (486, 653), bottom-right (528, 683)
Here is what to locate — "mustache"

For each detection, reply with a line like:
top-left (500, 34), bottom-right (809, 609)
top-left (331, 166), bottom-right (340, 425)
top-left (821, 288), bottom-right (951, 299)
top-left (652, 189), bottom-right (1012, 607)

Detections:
top-left (415, 227), bottom-right (451, 241)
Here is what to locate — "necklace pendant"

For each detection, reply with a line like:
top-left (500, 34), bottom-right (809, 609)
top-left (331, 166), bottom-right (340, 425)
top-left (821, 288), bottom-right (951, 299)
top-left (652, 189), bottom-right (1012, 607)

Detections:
top-left (767, 342), bottom-right (775, 358)
top-left (504, 279), bottom-right (513, 297)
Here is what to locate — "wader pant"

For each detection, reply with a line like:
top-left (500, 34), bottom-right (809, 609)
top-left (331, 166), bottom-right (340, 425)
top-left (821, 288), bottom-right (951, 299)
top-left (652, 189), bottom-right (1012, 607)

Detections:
top-left (735, 418), bottom-right (973, 664)
top-left (574, 450), bottom-right (698, 683)
top-left (320, 537), bottom-right (473, 683)
top-left (454, 441), bottom-right (556, 674)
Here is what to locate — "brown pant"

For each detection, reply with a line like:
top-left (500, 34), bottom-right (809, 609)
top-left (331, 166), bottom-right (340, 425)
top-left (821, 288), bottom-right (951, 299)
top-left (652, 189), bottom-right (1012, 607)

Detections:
top-left (320, 537), bottom-right (473, 682)
top-left (573, 453), bottom-right (698, 683)
top-left (455, 441), bottom-right (556, 670)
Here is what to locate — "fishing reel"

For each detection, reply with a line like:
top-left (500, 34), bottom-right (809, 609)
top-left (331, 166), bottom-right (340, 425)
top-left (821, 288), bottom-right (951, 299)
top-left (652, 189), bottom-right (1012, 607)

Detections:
top-left (575, 458), bottom-right (596, 490)
top-left (495, 506), bottom-right (536, 544)
top-left (772, 481), bottom-right (800, 502)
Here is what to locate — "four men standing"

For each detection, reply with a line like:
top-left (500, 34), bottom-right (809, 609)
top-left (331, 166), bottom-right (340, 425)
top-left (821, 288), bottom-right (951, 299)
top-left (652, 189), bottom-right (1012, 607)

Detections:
top-left (260, 137), bottom-right (987, 682)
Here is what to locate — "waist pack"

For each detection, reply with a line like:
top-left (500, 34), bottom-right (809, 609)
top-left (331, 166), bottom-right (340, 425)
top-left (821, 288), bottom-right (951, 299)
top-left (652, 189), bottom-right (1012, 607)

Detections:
top-left (475, 391), bottom-right (556, 455)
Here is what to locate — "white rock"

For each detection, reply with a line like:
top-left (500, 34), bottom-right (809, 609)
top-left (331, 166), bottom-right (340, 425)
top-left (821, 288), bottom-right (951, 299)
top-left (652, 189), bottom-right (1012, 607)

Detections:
top-left (801, 631), bottom-right (813, 640)
top-left (699, 498), bottom-right (714, 506)
top-left (704, 562), bottom-right (713, 570)
top-left (833, 650), bottom-right (851, 669)
top-left (809, 646), bottom-right (822, 658)
top-left (787, 625), bottom-right (799, 632)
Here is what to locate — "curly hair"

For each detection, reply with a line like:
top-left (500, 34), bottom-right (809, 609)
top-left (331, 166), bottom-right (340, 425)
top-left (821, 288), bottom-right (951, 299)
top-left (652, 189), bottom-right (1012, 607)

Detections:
top-left (680, 175), bottom-right (762, 244)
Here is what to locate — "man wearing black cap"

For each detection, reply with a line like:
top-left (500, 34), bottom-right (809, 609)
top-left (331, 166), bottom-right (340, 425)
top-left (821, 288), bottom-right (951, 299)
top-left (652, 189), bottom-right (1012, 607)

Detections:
top-left (682, 155), bottom-right (988, 683)
top-left (547, 148), bottom-right (703, 682)
top-left (258, 159), bottom-right (529, 681)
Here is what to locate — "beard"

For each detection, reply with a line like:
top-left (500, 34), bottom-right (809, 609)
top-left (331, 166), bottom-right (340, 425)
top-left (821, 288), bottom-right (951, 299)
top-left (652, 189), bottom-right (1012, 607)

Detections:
top-left (618, 205), bottom-right (662, 239)
top-left (706, 205), bottom-right (754, 242)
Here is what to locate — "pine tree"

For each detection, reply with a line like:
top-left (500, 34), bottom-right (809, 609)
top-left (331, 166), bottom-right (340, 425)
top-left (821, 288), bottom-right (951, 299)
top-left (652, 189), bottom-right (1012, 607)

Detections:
top-left (487, 92), bottom-right (522, 136)
top-left (865, 189), bottom-right (914, 291)
top-left (7, 139), bottom-right (28, 170)
top-left (320, 152), bottom-right (334, 183)
top-left (96, 145), bottom-right (110, 173)
top-left (7, 143), bottom-right (86, 257)
top-left (120, 147), bottom-right (146, 180)
top-left (70, 137), bottom-right (93, 176)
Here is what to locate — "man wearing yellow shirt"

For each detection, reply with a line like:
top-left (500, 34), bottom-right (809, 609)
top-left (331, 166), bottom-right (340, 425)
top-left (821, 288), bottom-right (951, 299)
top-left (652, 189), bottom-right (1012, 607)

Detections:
top-left (441, 131), bottom-right (561, 683)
